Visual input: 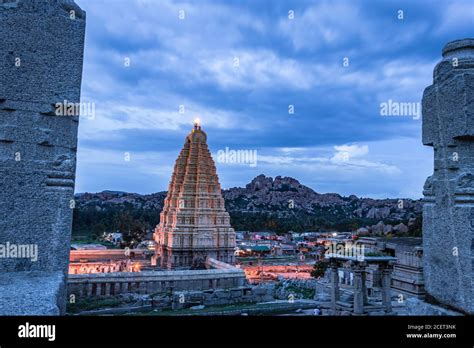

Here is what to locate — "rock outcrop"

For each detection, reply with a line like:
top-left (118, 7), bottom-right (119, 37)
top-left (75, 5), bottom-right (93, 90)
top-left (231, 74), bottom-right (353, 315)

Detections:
top-left (73, 174), bottom-right (423, 236)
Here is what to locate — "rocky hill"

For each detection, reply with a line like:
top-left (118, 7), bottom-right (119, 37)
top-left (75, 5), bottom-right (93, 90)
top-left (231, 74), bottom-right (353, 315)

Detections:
top-left (72, 175), bottom-right (422, 238)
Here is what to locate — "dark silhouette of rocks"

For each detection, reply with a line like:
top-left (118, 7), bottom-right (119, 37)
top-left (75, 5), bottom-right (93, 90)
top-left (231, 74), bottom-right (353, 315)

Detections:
top-left (73, 174), bottom-right (422, 235)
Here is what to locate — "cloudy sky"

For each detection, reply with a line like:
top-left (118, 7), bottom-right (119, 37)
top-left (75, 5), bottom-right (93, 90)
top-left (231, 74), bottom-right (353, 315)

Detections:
top-left (74, 0), bottom-right (473, 198)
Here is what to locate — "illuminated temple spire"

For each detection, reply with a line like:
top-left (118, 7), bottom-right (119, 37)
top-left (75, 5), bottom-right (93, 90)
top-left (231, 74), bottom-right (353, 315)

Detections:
top-left (154, 120), bottom-right (236, 269)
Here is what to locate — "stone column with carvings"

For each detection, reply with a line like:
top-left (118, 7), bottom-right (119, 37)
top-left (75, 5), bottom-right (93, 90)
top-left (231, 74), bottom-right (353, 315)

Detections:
top-left (422, 38), bottom-right (474, 314)
top-left (353, 262), bottom-right (365, 315)
top-left (0, 0), bottom-right (86, 315)
top-left (330, 260), bottom-right (340, 313)
top-left (380, 265), bottom-right (392, 313)
top-left (361, 268), bottom-right (368, 305)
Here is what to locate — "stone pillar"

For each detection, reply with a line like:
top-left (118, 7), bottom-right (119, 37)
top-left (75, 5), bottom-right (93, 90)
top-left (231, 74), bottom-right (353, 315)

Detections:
top-left (77, 286), bottom-right (83, 298)
top-left (0, 0), bottom-right (86, 315)
top-left (96, 283), bottom-right (102, 297)
top-left (361, 269), bottom-right (368, 305)
top-left (120, 282), bottom-right (127, 293)
top-left (329, 261), bottom-right (340, 313)
top-left (105, 283), bottom-right (111, 296)
top-left (144, 281), bottom-right (151, 293)
top-left (381, 267), bottom-right (392, 313)
top-left (422, 38), bottom-right (474, 314)
top-left (139, 281), bottom-right (146, 294)
top-left (353, 263), bottom-right (365, 315)
top-left (86, 283), bottom-right (93, 297)
top-left (151, 255), bottom-right (158, 267)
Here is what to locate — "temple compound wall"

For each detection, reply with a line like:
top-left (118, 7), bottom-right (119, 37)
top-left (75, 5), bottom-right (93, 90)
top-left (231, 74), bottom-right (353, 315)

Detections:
top-left (0, 0), bottom-right (85, 315)
top-left (422, 38), bottom-right (474, 314)
top-left (67, 258), bottom-right (246, 298)
top-left (70, 249), bottom-right (151, 262)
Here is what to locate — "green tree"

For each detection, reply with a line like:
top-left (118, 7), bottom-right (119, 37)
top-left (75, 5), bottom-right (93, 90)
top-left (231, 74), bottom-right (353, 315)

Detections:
top-left (311, 259), bottom-right (329, 279)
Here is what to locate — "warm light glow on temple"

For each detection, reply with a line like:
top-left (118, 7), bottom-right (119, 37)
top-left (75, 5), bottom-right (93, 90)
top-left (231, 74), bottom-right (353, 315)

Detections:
top-left (153, 121), bottom-right (236, 269)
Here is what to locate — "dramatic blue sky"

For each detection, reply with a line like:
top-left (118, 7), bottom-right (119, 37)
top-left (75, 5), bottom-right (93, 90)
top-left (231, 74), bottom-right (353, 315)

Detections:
top-left (74, 0), bottom-right (473, 198)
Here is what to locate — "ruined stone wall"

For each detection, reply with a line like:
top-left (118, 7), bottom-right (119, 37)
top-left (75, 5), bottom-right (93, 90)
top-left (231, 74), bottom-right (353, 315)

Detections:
top-left (0, 0), bottom-right (85, 315)
top-left (422, 38), bottom-right (474, 314)
top-left (70, 249), bottom-right (151, 262)
top-left (391, 250), bottom-right (425, 299)
top-left (67, 265), bottom-right (247, 298)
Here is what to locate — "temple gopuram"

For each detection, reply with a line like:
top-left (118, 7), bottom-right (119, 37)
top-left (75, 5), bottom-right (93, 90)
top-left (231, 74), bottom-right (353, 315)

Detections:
top-left (154, 119), bottom-right (236, 269)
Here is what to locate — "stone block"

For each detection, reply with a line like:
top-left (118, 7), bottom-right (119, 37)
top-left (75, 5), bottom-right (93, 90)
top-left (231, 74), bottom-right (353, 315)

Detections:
top-left (230, 289), bottom-right (243, 298)
top-left (0, 271), bottom-right (65, 315)
top-left (252, 287), bottom-right (268, 296)
top-left (404, 298), bottom-right (462, 316)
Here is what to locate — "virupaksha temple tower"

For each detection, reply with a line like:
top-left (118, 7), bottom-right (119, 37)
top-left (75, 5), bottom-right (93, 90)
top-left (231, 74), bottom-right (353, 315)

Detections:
top-left (154, 120), bottom-right (236, 269)
top-left (422, 38), bottom-right (474, 315)
top-left (0, 0), bottom-right (85, 315)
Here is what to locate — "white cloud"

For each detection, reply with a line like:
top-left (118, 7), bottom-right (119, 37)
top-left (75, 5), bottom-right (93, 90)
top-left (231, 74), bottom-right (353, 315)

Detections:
top-left (258, 154), bottom-right (328, 166)
top-left (330, 144), bottom-right (400, 174)
top-left (436, 1), bottom-right (474, 35)
top-left (203, 49), bottom-right (316, 90)
top-left (255, 143), bottom-right (400, 175)
top-left (278, 2), bottom-right (364, 51)
top-left (332, 144), bottom-right (368, 160)
top-left (78, 98), bottom-right (247, 140)
top-left (277, 1), bottom-right (432, 54)
top-left (279, 147), bottom-right (307, 154)
top-left (214, 138), bottom-right (430, 198)
top-left (79, 0), bottom-right (265, 53)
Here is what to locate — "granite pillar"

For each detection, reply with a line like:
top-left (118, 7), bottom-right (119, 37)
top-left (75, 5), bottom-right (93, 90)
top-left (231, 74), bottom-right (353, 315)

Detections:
top-left (330, 262), bottom-right (340, 312)
top-left (381, 268), bottom-right (392, 313)
top-left (0, 0), bottom-right (86, 315)
top-left (422, 38), bottom-right (474, 314)
top-left (353, 265), bottom-right (364, 315)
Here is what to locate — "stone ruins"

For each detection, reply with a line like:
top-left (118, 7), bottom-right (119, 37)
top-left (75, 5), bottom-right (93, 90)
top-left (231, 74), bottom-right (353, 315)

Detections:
top-left (0, 0), bottom-right (472, 317)
top-left (327, 254), bottom-right (396, 315)
top-left (0, 0), bottom-right (85, 315)
top-left (154, 120), bottom-right (236, 269)
top-left (422, 38), bottom-right (474, 315)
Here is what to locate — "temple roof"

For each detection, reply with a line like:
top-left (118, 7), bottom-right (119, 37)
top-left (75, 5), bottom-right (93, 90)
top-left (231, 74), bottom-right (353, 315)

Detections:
top-left (187, 119), bottom-right (207, 143)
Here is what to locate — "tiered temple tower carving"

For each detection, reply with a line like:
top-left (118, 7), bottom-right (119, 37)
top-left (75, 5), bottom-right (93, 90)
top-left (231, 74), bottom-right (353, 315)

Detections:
top-left (154, 121), bottom-right (236, 269)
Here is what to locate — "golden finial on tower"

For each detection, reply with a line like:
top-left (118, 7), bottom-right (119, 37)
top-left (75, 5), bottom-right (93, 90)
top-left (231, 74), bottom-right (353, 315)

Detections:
top-left (193, 117), bottom-right (201, 131)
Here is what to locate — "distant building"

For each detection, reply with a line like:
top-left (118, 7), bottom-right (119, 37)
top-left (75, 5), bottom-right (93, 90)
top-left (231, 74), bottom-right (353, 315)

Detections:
top-left (137, 240), bottom-right (156, 250)
top-left (235, 231), bottom-right (246, 240)
top-left (70, 244), bottom-right (107, 251)
top-left (101, 231), bottom-right (123, 244)
top-left (235, 244), bottom-right (271, 257)
top-left (273, 244), bottom-right (296, 256)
